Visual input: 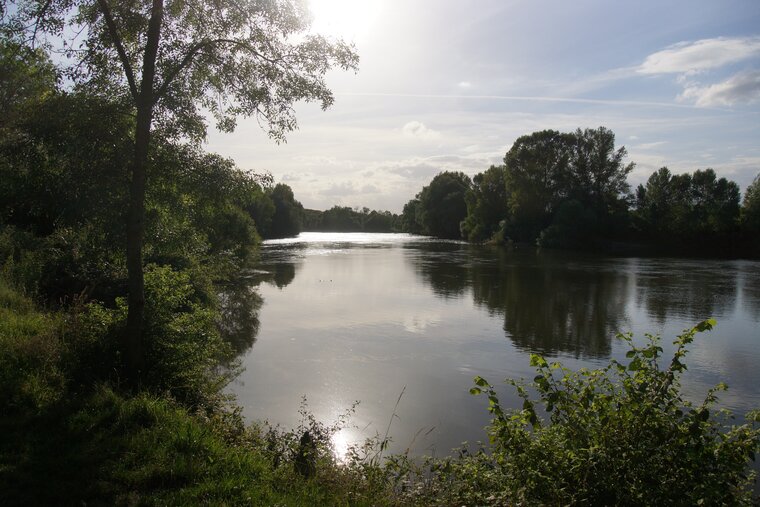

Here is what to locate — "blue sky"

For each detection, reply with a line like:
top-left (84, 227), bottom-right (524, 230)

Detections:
top-left (207, 0), bottom-right (760, 212)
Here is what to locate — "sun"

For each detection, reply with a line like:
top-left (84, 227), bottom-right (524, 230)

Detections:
top-left (308, 0), bottom-right (381, 41)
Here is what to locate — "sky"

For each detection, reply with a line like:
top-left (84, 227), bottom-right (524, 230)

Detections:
top-left (206, 0), bottom-right (760, 213)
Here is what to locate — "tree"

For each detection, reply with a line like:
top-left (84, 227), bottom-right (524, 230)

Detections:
top-left (401, 198), bottom-right (423, 234)
top-left (417, 171), bottom-right (472, 239)
top-left (461, 165), bottom-right (509, 242)
top-left (5, 0), bottom-right (358, 382)
top-left (565, 127), bottom-right (633, 217)
top-left (0, 38), bottom-right (57, 127)
top-left (503, 130), bottom-right (572, 241)
top-left (635, 167), bottom-right (740, 242)
top-left (268, 183), bottom-right (303, 238)
top-left (742, 173), bottom-right (760, 233)
top-left (503, 127), bottom-right (632, 244)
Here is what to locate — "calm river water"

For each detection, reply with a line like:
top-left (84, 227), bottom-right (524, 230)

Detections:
top-left (227, 232), bottom-right (760, 458)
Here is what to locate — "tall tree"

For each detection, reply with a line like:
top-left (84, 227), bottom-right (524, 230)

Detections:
top-left (268, 183), bottom-right (303, 238)
top-left (5, 0), bottom-right (358, 382)
top-left (503, 130), bottom-right (572, 241)
top-left (461, 165), bottom-right (509, 242)
top-left (417, 171), bottom-right (472, 239)
top-left (566, 127), bottom-right (633, 217)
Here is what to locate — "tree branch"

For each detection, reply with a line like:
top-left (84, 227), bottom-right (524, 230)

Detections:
top-left (154, 38), bottom-right (284, 105)
top-left (96, 0), bottom-right (138, 101)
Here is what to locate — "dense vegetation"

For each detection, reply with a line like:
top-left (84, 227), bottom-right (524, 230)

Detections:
top-left (1, 2), bottom-right (759, 505)
top-left (303, 206), bottom-right (401, 233)
top-left (403, 127), bottom-right (760, 257)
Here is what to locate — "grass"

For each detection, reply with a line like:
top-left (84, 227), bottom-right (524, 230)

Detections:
top-left (0, 385), bottom-right (403, 506)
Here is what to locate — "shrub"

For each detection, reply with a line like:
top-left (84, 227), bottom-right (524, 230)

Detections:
top-left (460, 319), bottom-right (760, 505)
top-left (70, 264), bottom-right (236, 409)
top-left (0, 278), bottom-right (66, 411)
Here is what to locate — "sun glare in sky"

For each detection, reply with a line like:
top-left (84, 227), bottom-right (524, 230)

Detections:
top-left (308, 0), bottom-right (382, 41)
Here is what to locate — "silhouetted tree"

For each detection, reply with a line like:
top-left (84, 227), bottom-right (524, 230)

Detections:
top-left (268, 183), bottom-right (303, 238)
top-left (417, 171), bottom-right (472, 239)
top-left (462, 165), bottom-right (509, 242)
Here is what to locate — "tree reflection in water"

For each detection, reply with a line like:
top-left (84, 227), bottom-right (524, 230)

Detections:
top-left (217, 281), bottom-right (264, 355)
top-left (217, 247), bottom-right (302, 355)
top-left (472, 249), bottom-right (630, 358)
top-left (633, 258), bottom-right (739, 324)
top-left (410, 245), bottom-right (631, 358)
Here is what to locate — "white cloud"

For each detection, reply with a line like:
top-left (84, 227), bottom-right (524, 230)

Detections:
top-left (458, 81), bottom-right (472, 88)
top-left (401, 120), bottom-right (440, 140)
top-left (679, 69), bottom-right (760, 107)
top-left (638, 37), bottom-right (760, 75)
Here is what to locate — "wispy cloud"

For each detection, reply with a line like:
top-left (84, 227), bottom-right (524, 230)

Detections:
top-left (342, 92), bottom-right (714, 110)
top-left (679, 69), bottom-right (760, 107)
top-left (637, 37), bottom-right (760, 75)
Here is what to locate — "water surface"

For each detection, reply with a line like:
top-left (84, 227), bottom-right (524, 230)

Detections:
top-left (228, 232), bottom-right (760, 458)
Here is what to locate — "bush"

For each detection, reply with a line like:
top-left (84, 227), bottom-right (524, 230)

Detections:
top-left (0, 278), bottom-right (66, 411)
top-left (68, 265), bottom-right (235, 409)
top-left (458, 319), bottom-right (760, 505)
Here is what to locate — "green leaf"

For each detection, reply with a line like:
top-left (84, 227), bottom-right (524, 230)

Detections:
top-left (529, 354), bottom-right (548, 368)
top-left (469, 387), bottom-right (482, 395)
top-left (473, 376), bottom-right (489, 387)
top-left (694, 318), bottom-right (716, 332)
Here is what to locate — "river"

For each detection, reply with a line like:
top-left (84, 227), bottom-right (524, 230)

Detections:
top-left (226, 232), bottom-right (760, 459)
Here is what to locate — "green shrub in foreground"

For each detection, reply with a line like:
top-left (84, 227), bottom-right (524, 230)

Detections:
top-left (454, 319), bottom-right (760, 506)
top-left (70, 264), bottom-right (236, 409)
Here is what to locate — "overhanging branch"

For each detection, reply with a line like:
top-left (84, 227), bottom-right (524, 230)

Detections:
top-left (96, 0), bottom-right (138, 101)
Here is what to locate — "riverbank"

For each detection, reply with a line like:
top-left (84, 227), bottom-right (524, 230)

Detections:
top-left (0, 278), bottom-right (398, 505)
top-left (2, 276), bottom-right (759, 505)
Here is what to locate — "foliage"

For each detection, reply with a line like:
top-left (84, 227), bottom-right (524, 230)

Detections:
top-left (304, 206), bottom-right (400, 233)
top-left (741, 173), bottom-right (760, 238)
top-left (5, 0), bottom-right (360, 143)
top-left (415, 171), bottom-right (472, 239)
top-left (0, 38), bottom-right (57, 127)
top-left (503, 129), bottom-right (573, 241)
top-left (77, 264), bottom-right (237, 408)
top-left (400, 198), bottom-right (424, 235)
top-left (0, 277), bottom-right (65, 412)
top-left (461, 165), bottom-right (509, 242)
top-left (536, 199), bottom-right (599, 249)
top-left (459, 319), bottom-right (760, 505)
top-left (267, 183), bottom-right (304, 239)
top-left (634, 167), bottom-right (741, 244)
top-left (503, 127), bottom-right (632, 244)
top-left (405, 127), bottom-right (634, 246)
top-left (0, 92), bottom-right (131, 237)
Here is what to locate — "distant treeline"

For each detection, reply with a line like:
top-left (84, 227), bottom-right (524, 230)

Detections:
top-left (399, 127), bottom-right (760, 257)
top-left (302, 206), bottom-right (401, 233)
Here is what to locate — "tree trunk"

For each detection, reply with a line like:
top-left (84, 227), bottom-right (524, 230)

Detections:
top-left (122, 0), bottom-right (164, 385)
top-left (123, 103), bottom-right (151, 384)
